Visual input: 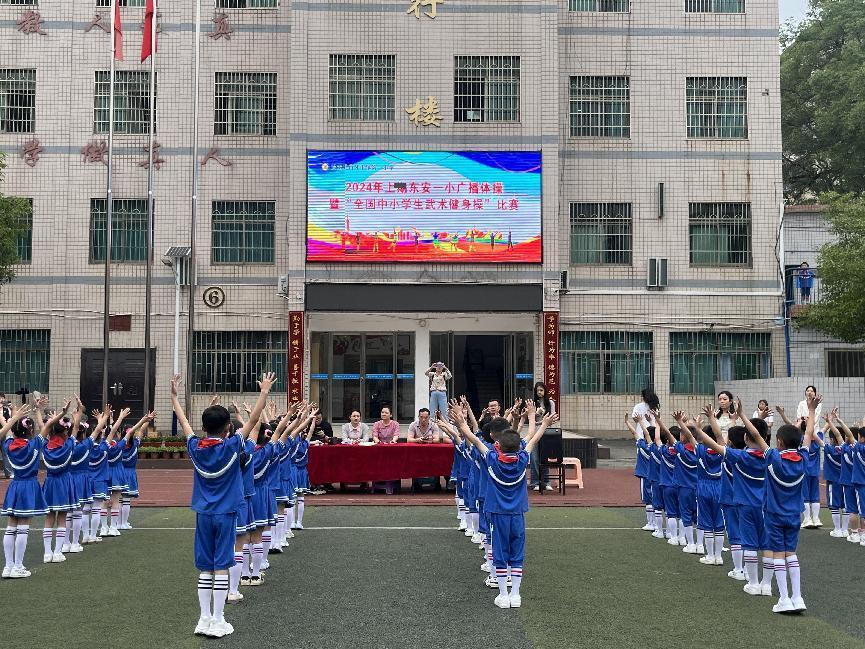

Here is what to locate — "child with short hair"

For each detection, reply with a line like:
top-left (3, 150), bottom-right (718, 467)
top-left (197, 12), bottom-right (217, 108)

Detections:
top-left (1, 403), bottom-right (39, 578)
top-left (669, 412), bottom-right (700, 554)
top-left (820, 411), bottom-right (846, 537)
top-left (840, 418), bottom-right (865, 545)
top-left (627, 413), bottom-right (655, 532)
top-left (120, 411), bottom-right (152, 529)
top-left (655, 421), bottom-right (682, 545)
top-left (834, 418), bottom-right (860, 543)
top-left (800, 416), bottom-right (823, 530)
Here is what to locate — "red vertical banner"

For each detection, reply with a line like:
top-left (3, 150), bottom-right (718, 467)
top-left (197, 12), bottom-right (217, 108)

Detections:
top-left (543, 311), bottom-right (559, 403)
top-left (288, 311), bottom-right (304, 403)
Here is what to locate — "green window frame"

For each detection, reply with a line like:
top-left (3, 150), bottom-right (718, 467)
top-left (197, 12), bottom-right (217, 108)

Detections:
top-left (94, 70), bottom-right (156, 135)
top-left (560, 332), bottom-right (653, 395)
top-left (686, 76), bottom-right (747, 138)
top-left (214, 72), bottom-right (277, 136)
top-left (685, 0), bottom-right (744, 13)
top-left (570, 76), bottom-right (630, 138)
top-left (0, 329), bottom-right (50, 394)
top-left (329, 54), bottom-right (396, 122)
top-left (211, 200), bottom-right (275, 264)
top-left (192, 331), bottom-right (287, 393)
top-left (0, 68), bottom-right (36, 134)
top-left (569, 0), bottom-right (629, 11)
top-left (669, 332), bottom-right (771, 395)
top-left (216, 0), bottom-right (278, 7)
top-left (689, 202), bottom-right (751, 267)
top-left (14, 199), bottom-right (33, 264)
top-left (89, 198), bottom-right (149, 263)
top-left (569, 202), bottom-right (632, 265)
top-left (96, 0), bottom-right (145, 7)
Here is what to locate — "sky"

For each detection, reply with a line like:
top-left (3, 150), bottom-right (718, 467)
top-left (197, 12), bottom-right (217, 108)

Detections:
top-left (780, 0), bottom-right (809, 22)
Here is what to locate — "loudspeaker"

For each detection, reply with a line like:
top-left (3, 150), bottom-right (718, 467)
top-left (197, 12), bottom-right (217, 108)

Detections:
top-left (538, 428), bottom-right (563, 464)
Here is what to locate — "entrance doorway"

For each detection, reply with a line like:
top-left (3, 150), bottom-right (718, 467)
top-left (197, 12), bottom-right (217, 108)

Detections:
top-left (430, 333), bottom-right (533, 415)
top-left (80, 348), bottom-right (155, 419)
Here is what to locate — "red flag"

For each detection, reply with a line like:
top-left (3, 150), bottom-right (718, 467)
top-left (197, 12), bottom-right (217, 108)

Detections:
top-left (113, 0), bottom-right (124, 61)
top-left (141, 0), bottom-right (157, 63)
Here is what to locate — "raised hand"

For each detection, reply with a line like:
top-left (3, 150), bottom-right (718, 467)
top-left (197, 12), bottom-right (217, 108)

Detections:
top-left (807, 393), bottom-right (823, 411)
top-left (35, 395), bottom-right (49, 410)
top-left (525, 399), bottom-right (536, 418)
top-left (170, 374), bottom-right (183, 398)
top-left (258, 372), bottom-right (277, 393)
top-left (672, 410), bottom-right (686, 423)
top-left (543, 412), bottom-right (560, 427)
top-left (242, 402), bottom-right (252, 415)
top-left (209, 395), bottom-right (220, 406)
top-left (775, 404), bottom-right (785, 416)
top-left (118, 407), bottom-right (131, 420)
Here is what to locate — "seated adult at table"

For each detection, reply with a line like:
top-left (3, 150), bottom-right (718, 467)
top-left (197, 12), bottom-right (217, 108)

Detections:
top-left (310, 412), bottom-right (334, 444)
top-left (341, 411), bottom-right (370, 443)
top-left (477, 399), bottom-right (502, 429)
top-left (407, 408), bottom-right (441, 443)
top-left (372, 407), bottom-right (400, 444)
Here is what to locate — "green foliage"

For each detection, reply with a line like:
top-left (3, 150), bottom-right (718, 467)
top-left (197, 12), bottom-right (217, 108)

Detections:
top-left (0, 153), bottom-right (31, 285)
top-left (781, 0), bottom-right (865, 200)
top-left (795, 193), bottom-right (865, 343)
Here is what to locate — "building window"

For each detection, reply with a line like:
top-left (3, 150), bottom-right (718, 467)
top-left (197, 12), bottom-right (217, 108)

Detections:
top-left (560, 332), bottom-right (652, 394)
top-left (192, 331), bottom-right (287, 393)
top-left (89, 198), bottom-right (148, 263)
top-left (328, 54), bottom-right (395, 122)
top-left (569, 76), bottom-right (629, 138)
top-left (96, 0), bottom-right (145, 7)
top-left (454, 56), bottom-right (520, 123)
top-left (569, 0), bottom-right (629, 10)
top-left (826, 350), bottom-right (865, 378)
top-left (0, 329), bottom-right (50, 394)
top-left (0, 69), bottom-right (36, 134)
top-left (14, 199), bottom-right (33, 264)
top-left (216, 0), bottom-right (278, 6)
top-left (686, 76), bottom-right (747, 138)
top-left (94, 71), bottom-right (155, 135)
top-left (689, 202), bottom-right (751, 266)
top-left (0, 0), bottom-right (38, 5)
top-left (670, 332), bottom-right (771, 394)
top-left (569, 202), bottom-right (632, 265)
top-left (214, 72), bottom-right (277, 135)
top-left (685, 0), bottom-right (744, 12)
top-left (211, 201), bottom-right (275, 264)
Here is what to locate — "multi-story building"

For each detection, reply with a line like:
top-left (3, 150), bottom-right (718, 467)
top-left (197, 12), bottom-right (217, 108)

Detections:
top-left (0, 0), bottom-right (784, 437)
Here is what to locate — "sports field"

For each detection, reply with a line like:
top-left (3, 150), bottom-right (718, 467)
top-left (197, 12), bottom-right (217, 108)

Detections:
top-left (3, 506), bottom-right (864, 649)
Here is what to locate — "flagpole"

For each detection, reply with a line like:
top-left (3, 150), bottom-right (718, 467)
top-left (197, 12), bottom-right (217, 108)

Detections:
top-left (102, 0), bottom-right (118, 407)
top-left (185, 0), bottom-right (201, 409)
top-left (143, 0), bottom-right (157, 413)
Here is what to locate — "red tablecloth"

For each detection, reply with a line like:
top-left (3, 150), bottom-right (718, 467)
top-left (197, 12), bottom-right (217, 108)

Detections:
top-left (307, 443), bottom-right (455, 483)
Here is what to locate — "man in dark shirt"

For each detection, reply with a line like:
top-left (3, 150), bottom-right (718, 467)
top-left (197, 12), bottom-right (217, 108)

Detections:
top-left (310, 413), bottom-right (334, 493)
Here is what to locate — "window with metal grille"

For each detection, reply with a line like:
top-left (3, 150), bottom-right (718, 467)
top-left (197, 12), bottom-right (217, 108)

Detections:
top-left (454, 56), bottom-right (520, 123)
top-left (670, 332), bottom-right (771, 394)
top-left (211, 201), bottom-right (275, 264)
top-left (569, 203), bottom-right (632, 265)
top-left (686, 76), bottom-right (747, 138)
top-left (192, 331), bottom-right (287, 393)
top-left (569, 0), bottom-right (630, 10)
top-left (0, 1), bottom-right (38, 5)
top-left (96, 0), bottom-right (145, 7)
top-left (685, 0), bottom-right (744, 12)
top-left (94, 71), bottom-right (155, 135)
top-left (216, 0), bottom-right (278, 7)
top-left (826, 350), bottom-right (865, 378)
top-left (560, 332), bottom-right (652, 394)
top-left (689, 202), bottom-right (751, 266)
top-left (569, 76), bottom-right (630, 137)
top-left (14, 199), bottom-right (33, 264)
top-left (0, 69), bottom-right (36, 134)
top-left (89, 198), bottom-right (149, 263)
top-left (0, 330), bottom-right (50, 394)
top-left (214, 72), bottom-right (276, 135)
top-left (329, 54), bottom-right (395, 121)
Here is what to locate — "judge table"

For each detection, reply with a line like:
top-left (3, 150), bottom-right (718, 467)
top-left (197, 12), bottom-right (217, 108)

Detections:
top-left (306, 442), bottom-right (455, 484)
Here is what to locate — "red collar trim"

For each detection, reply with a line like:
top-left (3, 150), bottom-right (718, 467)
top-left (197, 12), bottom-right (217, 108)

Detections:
top-left (198, 438), bottom-right (224, 449)
top-left (8, 438), bottom-right (28, 451)
top-left (747, 449), bottom-right (765, 459)
top-left (707, 449), bottom-right (719, 455)
top-left (47, 436), bottom-right (66, 450)
top-left (780, 450), bottom-right (803, 462)
top-left (493, 442), bottom-right (518, 464)
top-left (667, 447), bottom-right (678, 456)
top-left (684, 443), bottom-right (695, 453)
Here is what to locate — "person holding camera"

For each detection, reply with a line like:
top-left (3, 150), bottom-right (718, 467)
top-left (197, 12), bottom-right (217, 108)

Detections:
top-left (425, 362), bottom-right (452, 420)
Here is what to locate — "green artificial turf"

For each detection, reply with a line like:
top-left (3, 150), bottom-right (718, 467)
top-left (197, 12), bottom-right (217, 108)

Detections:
top-left (2, 506), bottom-right (863, 649)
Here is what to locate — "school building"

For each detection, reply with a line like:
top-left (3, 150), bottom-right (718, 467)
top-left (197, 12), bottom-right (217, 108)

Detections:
top-left (0, 0), bottom-right (785, 437)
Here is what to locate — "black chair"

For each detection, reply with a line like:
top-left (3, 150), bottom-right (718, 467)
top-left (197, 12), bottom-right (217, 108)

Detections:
top-left (538, 428), bottom-right (565, 495)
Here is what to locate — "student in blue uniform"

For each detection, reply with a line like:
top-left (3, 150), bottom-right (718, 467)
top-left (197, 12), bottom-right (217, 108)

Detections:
top-left (89, 408), bottom-right (130, 540)
top-left (840, 418), bottom-right (865, 545)
top-left (643, 417), bottom-right (666, 539)
top-left (627, 413), bottom-right (655, 532)
top-left (836, 421), bottom-right (860, 543)
top-left (476, 418), bottom-right (507, 586)
top-left (290, 418), bottom-right (314, 531)
top-left (172, 371), bottom-right (276, 639)
top-left (68, 406), bottom-right (109, 552)
top-left (670, 412), bottom-right (700, 554)
top-left (229, 415), bottom-right (257, 601)
top-left (120, 412), bottom-right (153, 530)
top-left (1, 403), bottom-right (41, 579)
top-left (656, 421), bottom-right (682, 545)
top-left (716, 419), bottom-right (747, 579)
top-left (40, 403), bottom-right (80, 564)
top-left (820, 413), bottom-right (846, 537)
top-left (800, 418), bottom-right (823, 530)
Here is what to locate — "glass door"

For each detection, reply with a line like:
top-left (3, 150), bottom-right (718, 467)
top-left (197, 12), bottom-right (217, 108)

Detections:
top-left (331, 334), bottom-right (362, 422)
top-left (505, 333), bottom-right (534, 406)
top-left (364, 334), bottom-right (394, 421)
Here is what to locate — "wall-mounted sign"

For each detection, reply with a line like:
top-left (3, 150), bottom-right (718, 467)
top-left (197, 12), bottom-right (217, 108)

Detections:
top-left (203, 287), bottom-right (225, 308)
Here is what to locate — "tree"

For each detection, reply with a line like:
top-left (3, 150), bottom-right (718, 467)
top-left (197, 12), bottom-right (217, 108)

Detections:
top-left (795, 193), bottom-right (865, 343)
top-left (0, 152), bottom-right (31, 286)
top-left (781, 0), bottom-right (865, 201)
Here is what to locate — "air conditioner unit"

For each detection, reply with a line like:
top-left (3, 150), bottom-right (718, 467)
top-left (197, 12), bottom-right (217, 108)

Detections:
top-left (647, 258), bottom-right (668, 290)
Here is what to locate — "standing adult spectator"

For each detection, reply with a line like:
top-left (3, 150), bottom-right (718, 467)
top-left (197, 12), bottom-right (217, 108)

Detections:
top-left (631, 388), bottom-right (660, 438)
top-left (407, 408), bottom-right (441, 443)
top-left (530, 382), bottom-right (556, 491)
top-left (796, 261), bottom-right (815, 304)
top-left (796, 385), bottom-right (823, 427)
top-left (425, 362), bottom-right (452, 420)
top-left (341, 411), bottom-right (370, 443)
top-left (372, 407), bottom-right (400, 444)
top-left (752, 400), bottom-right (775, 434)
top-left (477, 399), bottom-right (502, 430)
top-left (715, 390), bottom-right (735, 435)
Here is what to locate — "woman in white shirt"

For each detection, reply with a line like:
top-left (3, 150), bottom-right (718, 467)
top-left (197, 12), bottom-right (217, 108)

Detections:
top-left (631, 388), bottom-right (660, 438)
top-left (796, 385), bottom-right (822, 427)
top-left (752, 399), bottom-right (775, 432)
top-left (341, 411), bottom-right (370, 443)
top-left (715, 390), bottom-right (735, 435)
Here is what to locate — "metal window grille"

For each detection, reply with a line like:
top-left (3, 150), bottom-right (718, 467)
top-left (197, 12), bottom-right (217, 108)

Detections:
top-left (569, 0), bottom-right (630, 12)
top-left (454, 56), bottom-right (520, 123)
top-left (328, 54), bottom-right (395, 122)
top-left (689, 202), bottom-right (751, 266)
top-left (569, 76), bottom-right (630, 137)
top-left (14, 199), bottom-right (33, 264)
top-left (686, 76), bottom-right (747, 138)
top-left (96, 0), bottom-right (145, 7)
top-left (89, 198), bottom-right (149, 263)
top-left (0, 0), bottom-right (38, 5)
top-left (685, 0), bottom-right (744, 12)
top-left (569, 203), bottom-right (632, 265)
top-left (214, 72), bottom-right (277, 135)
top-left (0, 69), bottom-right (36, 134)
top-left (669, 332), bottom-right (771, 394)
top-left (826, 350), bottom-right (865, 378)
top-left (211, 201), bottom-right (275, 264)
top-left (192, 331), bottom-right (287, 393)
top-left (0, 329), bottom-right (50, 394)
top-left (94, 70), bottom-right (155, 135)
top-left (560, 332), bottom-right (653, 395)
top-left (216, 0), bottom-right (278, 7)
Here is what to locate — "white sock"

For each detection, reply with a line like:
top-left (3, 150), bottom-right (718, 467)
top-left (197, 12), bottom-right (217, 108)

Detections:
top-left (65, 516), bottom-right (72, 543)
top-left (229, 553), bottom-right (243, 594)
top-left (197, 573), bottom-right (213, 619)
top-left (287, 508), bottom-right (296, 529)
top-left (842, 513), bottom-right (850, 532)
top-left (72, 511), bottom-right (83, 545)
top-left (667, 518), bottom-right (678, 539)
top-left (98, 508), bottom-right (107, 531)
top-left (273, 520), bottom-right (282, 546)
top-left (696, 528), bottom-right (704, 547)
top-left (3, 527), bottom-right (15, 568)
top-left (43, 527), bottom-right (54, 555)
top-left (732, 545), bottom-right (744, 572)
top-left (485, 546), bottom-right (493, 570)
top-left (787, 555), bottom-right (801, 600)
top-left (654, 511), bottom-right (664, 531)
top-left (262, 531), bottom-right (272, 555)
top-left (241, 544), bottom-right (251, 577)
top-left (251, 543), bottom-right (264, 577)
top-left (704, 532), bottom-right (714, 557)
top-left (297, 497), bottom-right (305, 525)
top-left (684, 526), bottom-right (694, 545)
top-left (495, 568), bottom-right (508, 596)
top-left (744, 550), bottom-right (758, 585)
top-left (53, 526), bottom-right (67, 554)
top-left (802, 505), bottom-right (810, 522)
top-left (774, 558), bottom-right (789, 600)
top-left (471, 513), bottom-right (480, 534)
top-left (455, 495), bottom-right (460, 518)
top-left (810, 502), bottom-right (820, 524)
top-left (212, 574), bottom-right (229, 620)
top-left (713, 534), bottom-right (725, 559)
top-left (645, 506), bottom-right (653, 525)
top-left (121, 500), bottom-right (131, 527)
top-left (110, 508), bottom-right (120, 530)
top-left (277, 514), bottom-right (286, 541)
top-left (831, 509), bottom-right (841, 531)
top-left (81, 506), bottom-right (91, 536)
top-left (14, 525), bottom-right (29, 568)
top-left (760, 557), bottom-right (774, 587)
top-left (89, 508), bottom-right (100, 538)
top-left (510, 566), bottom-right (523, 596)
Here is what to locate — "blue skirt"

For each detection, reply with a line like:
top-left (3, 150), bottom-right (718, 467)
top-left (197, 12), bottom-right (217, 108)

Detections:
top-left (122, 468), bottom-right (139, 498)
top-left (272, 481), bottom-right (287, 503)
top-left (43, 473), bottom-right (77, 512)
top-left (235, 497), bottom-right (254, 535)
top-left (91, 479), bottom-right (109, 501)
top-left (281, 479), bottom-right (296, 505)
top-left (109, 463), bottom-right (128, 491)
top-left (71, 472), bottom-right (93, 505)
top-left (293, 467), bottom-right (310, 494)
top-left (250, 486), bottom-right (274, 529)
top-left (2, 477), bottom-right (48, 518)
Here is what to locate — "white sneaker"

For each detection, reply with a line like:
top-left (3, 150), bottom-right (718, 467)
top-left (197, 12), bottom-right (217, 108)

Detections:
top-left (494, 594), bottom-right (511, 609)
top-left (860, 538), bottom-right (865, 547)
top-left (227, 592), bottom-right (244, 602)
top-left (651, 530), bottom-right (664, 539)
top-left (829, 529), bottom-right (843, 538)
top-left (800, 518), bottom-right (813, 529)
top-left (261, 560), bottom-right (270, 570)
top-left (481, 562), bottom-right (491, 573)
top-left (1, 567), bottom-right (10, 578)
top-left (773, 598), bottom-right (795, 614)
top-left (458, 520), bottom-right (467, 530)
top-left (509, 594), bottom-right (522, 608)
top-left (848, 533), bottom-right (861, 543)
top-left (471, 532), bottom-right (484, 544)
top-left (695, 544), bottom-right (705, 554)
top-left (532, 485), bottom-right (539, 492)
top-left (544, 485), bottom-right (554, 491)
top-left (294, 523), bottom-right (304, 531)
top-left (119, 523), bottom-right (132, 530)
top-left (10, 567), bottom-right (31, 578)
top-left (682, 544), bottom-right (699, 554)
top-left (698, 556), bottom-right (714, 565)
top-left (99, 526), bottom-right (110, 537)
top-left (60, 543), bottom-right (71, 553)
top-left (208, 617), bottom-right (234, 638)
top-left (667, 537), bottom-right (679, 546)
top-left (43, 553), bottom-right (53, 564)
top-left (714, 557), bottom-right (724, 566)
top-left (106, 527), bottom-right (121, 537)
top-left (69, 544), bottom-right (84, 553)
top-left (641, 524), bottom-right (655, 531)
top-left (743, 584), bottom-right (762, 596)
top-left (464, 528), bottom-right (474, 538)
top-left (811, 518), bottom-right (822, 528)
top-left (728, 569), bottom-right (747, 581)
top-left (677, 536), bottom-right (687, 546)
top-left (791, 596), bottom-right (807, 611)
top-left (485, 575), bottom-right (498, 588)
top-left (286, 528), bottom-right (295, 539)
top-left (52, 553), bottom-right (66, 563)
top-left (193, 617), bottom-right (212, 636)
top-left (760, 584), bottom-right (773, 596)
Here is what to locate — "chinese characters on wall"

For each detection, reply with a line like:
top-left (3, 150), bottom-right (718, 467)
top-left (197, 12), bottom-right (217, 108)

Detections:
top-left (543, 312), bottom-right (560, 403)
